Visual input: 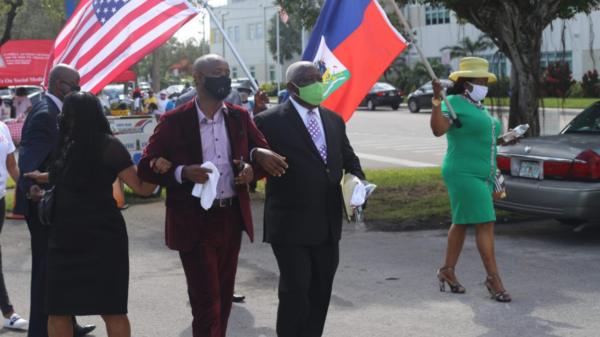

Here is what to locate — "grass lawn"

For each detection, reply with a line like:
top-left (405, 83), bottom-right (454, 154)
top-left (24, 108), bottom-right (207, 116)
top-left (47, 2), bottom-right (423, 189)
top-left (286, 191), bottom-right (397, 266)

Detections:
top-left (484, 97), bottom-right (598, 109)
top-left (6, 169), bottom-right (519, 226)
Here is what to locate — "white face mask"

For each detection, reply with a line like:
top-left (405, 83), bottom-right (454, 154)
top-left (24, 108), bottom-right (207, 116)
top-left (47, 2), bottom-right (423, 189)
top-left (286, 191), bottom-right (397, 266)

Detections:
top-left (239, 92), bottom-right (249, 102)
top-left (172, 96), bottom-right (178, 101)
top-left (467, 82), bottom-right (488, 101)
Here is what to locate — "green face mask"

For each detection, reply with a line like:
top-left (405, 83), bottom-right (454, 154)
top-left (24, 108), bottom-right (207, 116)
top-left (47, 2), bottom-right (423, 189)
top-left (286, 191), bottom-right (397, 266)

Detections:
top-left (292, 81), bottom-right (326, 106)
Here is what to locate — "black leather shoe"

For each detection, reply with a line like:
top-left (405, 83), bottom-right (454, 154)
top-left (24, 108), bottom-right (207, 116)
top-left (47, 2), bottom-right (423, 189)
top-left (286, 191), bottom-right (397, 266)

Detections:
top-left (233, 293), bottom-right (246, 303)
top-left (74, 324), bottom-right (96, 337)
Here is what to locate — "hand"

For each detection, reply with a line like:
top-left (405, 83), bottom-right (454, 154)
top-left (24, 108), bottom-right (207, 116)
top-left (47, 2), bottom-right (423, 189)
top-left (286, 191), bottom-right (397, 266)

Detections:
top-left (150, 157), bottom-right (172, 174)
top-left (182, 165), bottom-right (213, 184)
top-left (24, 170), bottom-right (46, 184)
top-left (253, 148), bottom-right (288, 177)
top-left (28, 185), bottom-right (44, 202)
top-left (254, 88), bottom-right (270, 109)
top-left (432, 78), bottom-right (443, 98)
top-left (500, 128), bottom-right (524, 146)
top-left (233, 160), bottom-right (253, 185)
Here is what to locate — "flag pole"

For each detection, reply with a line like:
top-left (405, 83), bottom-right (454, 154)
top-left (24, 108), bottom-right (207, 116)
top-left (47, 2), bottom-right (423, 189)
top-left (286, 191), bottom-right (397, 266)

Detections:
top-left (388, 0), bottom-right (462, 128)
top-left (202, 0), bottom-right (260, 92)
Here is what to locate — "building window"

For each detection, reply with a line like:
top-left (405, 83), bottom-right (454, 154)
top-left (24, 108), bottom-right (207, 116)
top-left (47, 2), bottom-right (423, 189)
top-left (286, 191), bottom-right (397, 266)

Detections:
top-left (249, 24), bottom-right (255, 40)
top-left (228, 27), bottom-right (233, 41)
top-left (235, 26), bottom-right (240, 42)
top-left (270, 65), bottom-right (276, 81)
top-left (257, 23), bottom-right (263, 39)
top-left (232, 67), bottom-right (238, 79)
top-left (426, 6), bottom-right (450, 25)
top-left (482, 54), bottom-right (508, 77)
top-left (214, 30), bottom-right (221, 44)
top-left (250, 66), bottom-right (256, 78)
top-left (541, 51), bottom-right (572, 72)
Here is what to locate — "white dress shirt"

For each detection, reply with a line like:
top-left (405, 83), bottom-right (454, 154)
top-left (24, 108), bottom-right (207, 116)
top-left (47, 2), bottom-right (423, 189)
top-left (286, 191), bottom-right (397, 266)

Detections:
top-left (289, 97), bottom-right (327, 146)
top-left (46, 93), bottom-right (63, 111)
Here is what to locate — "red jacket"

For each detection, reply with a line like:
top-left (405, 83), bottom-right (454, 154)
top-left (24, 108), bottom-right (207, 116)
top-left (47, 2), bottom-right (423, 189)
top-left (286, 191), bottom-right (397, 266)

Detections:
top-left (137, 99), bottom-right (270, 252)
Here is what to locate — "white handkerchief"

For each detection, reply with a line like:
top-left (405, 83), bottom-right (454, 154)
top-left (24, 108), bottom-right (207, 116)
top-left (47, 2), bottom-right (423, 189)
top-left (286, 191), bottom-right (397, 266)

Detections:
top-left (351, 181), bottom-right (366, 207)
top-left (191, 162), bottom-right (220, 210)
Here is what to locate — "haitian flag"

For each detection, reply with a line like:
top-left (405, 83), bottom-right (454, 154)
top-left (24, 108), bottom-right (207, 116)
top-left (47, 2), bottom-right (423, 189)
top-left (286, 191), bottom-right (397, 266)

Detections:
top-left (303, 0), bottom-right (407, 121)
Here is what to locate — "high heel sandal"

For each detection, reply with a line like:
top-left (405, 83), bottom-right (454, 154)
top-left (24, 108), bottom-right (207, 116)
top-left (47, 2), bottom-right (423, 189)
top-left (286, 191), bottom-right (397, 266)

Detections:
top-left (485, 275), bottom-right (512, 302)
top-left (437, 267), bottom-right (466, 294)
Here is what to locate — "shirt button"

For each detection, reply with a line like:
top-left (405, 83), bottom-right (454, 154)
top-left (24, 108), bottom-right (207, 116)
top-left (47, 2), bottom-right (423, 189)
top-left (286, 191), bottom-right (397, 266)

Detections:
top-left (216, 138), bottom-right (218, 141)
top-left (221, 191), bottom-right (224, 194)
top-left (218, 156), bottom-right (221, 158)
top-left (220, 173), bottom-right (223, 176)
top-left (326, 169), bottom-right (330, 173)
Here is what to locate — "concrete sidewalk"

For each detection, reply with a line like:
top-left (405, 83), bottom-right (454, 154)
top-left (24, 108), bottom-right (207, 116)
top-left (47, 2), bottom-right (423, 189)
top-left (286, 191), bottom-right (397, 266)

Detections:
top-left (1, 201), bottom-right (599, 336)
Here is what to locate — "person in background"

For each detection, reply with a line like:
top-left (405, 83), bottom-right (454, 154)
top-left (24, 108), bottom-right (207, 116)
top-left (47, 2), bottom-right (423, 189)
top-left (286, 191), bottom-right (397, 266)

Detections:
top-left (157, 90), bottom-right (169, 114)
top-left (15, 64), bottom-right (95, 337)
top-left (0, 100), bottom-right (8, 120)
top-left (144, 90), bottom-right (157, 114)
top-left (132, 89), bottom-right (143, 115)
top-left (430, 57), bottom-right (513, 303)
top-left (147, 103), bottom-right (160, 120)
top-left (96, 92), bottom-right (110, 116)
top-left (13, 87), bottom-right (33, 120)
top-left (236, 80), bottom-right (270, 193)
top-left (24, 91), bottom-right (171, 337)
top-left (0, 120), bottom-right (28, 330)
top-left (166, 94), bottom-right (177, 112)
top-left (181, 81), bottom-right (193, 94)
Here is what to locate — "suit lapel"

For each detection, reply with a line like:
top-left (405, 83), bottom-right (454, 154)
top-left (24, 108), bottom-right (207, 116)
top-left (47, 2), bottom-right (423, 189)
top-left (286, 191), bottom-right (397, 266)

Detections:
top-left (283, 100), bottom-right (324, 165)
top-left (179, 99), bottom-right (203, 164)
top-left (319, 106), bottom-right (334, 166)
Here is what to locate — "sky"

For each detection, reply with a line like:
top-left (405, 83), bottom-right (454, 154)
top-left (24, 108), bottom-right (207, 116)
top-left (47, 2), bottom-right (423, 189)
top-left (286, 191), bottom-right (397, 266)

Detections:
top-left (174, 0), bottom-right (228, 43)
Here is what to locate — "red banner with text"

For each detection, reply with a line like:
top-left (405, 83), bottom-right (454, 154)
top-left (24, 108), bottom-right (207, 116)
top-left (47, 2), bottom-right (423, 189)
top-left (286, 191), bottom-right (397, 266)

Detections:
top-left (0, 40), bottom-right (54, 87)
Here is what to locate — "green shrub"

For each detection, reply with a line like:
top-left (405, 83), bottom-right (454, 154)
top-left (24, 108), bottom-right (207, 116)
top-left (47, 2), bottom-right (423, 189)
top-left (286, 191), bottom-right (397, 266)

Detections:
top-left (582, 70), bottom-right (600, 98)
top-left (566, 82), bottom-right (585, 98)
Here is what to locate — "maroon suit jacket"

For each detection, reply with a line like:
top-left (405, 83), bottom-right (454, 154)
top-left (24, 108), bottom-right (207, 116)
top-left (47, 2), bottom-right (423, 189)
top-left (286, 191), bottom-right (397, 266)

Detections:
top-left (138, 99), bottom-right (270, 252)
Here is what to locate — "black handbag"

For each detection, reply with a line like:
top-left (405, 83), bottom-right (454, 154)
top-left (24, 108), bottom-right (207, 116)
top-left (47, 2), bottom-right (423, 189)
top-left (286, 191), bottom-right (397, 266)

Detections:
top-left (38, 187), bottom-right (56, 226)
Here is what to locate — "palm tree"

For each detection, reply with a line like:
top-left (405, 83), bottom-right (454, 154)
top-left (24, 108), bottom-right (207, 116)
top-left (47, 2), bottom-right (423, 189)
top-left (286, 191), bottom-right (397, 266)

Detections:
top-left (440, 35), bottom-right (495, 59)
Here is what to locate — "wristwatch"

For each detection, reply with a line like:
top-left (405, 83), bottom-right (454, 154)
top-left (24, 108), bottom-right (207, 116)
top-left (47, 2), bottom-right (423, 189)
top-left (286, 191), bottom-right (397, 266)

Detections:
top-left (431, 97), bottom-right (441, 107)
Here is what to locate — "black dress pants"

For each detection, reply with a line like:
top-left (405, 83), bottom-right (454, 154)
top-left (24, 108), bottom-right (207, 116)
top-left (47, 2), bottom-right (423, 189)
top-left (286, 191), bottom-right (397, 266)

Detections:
top-left (25, 200), bottom-right (50, 337)
top-left (271, 235), bottom-right (339, 337)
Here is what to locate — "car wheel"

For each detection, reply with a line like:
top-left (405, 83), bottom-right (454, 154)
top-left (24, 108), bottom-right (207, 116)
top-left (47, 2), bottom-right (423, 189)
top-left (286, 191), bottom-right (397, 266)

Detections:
top-left (367, 99), bottom-right (376, 111)
top-left (391, 103), bottom-right (400, 110)
top-left (555, 218), bottom-right (587, 226)
top-left (408, 99), bottom-right (420, 113)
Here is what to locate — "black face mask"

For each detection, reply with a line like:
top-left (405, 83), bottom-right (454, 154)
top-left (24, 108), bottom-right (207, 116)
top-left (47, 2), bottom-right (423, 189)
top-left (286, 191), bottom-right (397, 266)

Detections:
top-left (201, 74), bottom-right (231, 101)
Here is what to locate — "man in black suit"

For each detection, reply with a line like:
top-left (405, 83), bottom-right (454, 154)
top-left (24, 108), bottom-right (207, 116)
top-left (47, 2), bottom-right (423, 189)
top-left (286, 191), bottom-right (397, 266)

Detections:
top-left (253, 61), bottom-right (365, 337)
top-left (15, 64), bottom-right (95, 337)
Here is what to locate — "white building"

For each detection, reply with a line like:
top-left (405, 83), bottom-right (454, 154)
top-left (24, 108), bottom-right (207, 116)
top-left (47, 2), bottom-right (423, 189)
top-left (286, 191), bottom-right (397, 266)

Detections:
top-left (209, 0), bottom-right (302, 85)
top-left (401, 4), bottom-right (600, 81)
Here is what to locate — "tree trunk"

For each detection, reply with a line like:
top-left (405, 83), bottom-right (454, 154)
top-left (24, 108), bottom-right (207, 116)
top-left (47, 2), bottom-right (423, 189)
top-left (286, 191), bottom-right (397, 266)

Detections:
top-left (1, 0), bottom-right (25, 47)
top-left (152, 49), bottom-right (160, 92)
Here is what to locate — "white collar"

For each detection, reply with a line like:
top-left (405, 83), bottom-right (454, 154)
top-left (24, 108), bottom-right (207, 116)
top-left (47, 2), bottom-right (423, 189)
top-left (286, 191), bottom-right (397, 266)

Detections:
top-left (195, 98), bottom-right (227, 122)
top-left (46, 93), bottom-right (63, 111)
top-left (289, 96), bottom-right (320, 120)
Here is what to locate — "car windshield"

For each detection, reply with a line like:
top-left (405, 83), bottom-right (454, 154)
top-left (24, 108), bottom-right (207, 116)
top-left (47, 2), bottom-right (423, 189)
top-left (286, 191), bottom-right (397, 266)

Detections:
top-left (0, 89), bottom-right (11, 96)
top-left (421, 83), bottom-right (433, 91)
top-left (562, 103), bottom-right (600, 133)
top-left (103, 86), bottom-right (124, 96)
top-left (372, 83), bottom-right (395, 91)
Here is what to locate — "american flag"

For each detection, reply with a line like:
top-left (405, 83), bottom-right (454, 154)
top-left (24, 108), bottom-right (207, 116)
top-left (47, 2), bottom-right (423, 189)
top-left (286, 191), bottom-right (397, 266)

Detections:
top-left (278, 5), bottom-right (289, 24)
top-left (43, 0), bottom-right (197, 93)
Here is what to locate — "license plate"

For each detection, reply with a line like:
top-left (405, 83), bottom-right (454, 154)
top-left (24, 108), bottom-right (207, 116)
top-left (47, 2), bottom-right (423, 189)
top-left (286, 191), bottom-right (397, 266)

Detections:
top-left (389, 92), bottom-right (396, 96)
top-left (519, 161), bottom-right (540, 179)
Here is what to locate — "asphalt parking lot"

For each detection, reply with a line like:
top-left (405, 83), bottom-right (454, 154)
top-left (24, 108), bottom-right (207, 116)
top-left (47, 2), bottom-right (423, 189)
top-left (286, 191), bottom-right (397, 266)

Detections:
top-left (1, 201), bottom-right (599, 337)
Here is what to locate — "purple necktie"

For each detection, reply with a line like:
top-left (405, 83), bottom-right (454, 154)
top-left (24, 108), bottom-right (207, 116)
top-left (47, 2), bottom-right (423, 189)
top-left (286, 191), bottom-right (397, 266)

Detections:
top-left (307, 110), bottom-right (327, 163)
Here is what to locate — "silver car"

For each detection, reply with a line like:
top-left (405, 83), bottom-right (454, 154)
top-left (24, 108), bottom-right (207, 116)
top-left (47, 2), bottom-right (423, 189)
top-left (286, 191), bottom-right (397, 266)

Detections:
top-left (494, 102), bottom-right (600, 225)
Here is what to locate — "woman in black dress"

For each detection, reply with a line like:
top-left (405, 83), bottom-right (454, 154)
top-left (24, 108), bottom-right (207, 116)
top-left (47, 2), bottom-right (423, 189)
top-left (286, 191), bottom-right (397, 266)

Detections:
top-left (25, 92), bottom-right (170, 337)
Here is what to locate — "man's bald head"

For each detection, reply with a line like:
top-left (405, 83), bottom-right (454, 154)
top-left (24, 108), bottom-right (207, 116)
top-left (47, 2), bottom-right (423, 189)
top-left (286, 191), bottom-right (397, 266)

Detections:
top-left (193, 54), bottom-right (228, 75)
top-left (48, 64), bottom-right (80, 101)
top-left (286, 61), bottom-right (319, 83)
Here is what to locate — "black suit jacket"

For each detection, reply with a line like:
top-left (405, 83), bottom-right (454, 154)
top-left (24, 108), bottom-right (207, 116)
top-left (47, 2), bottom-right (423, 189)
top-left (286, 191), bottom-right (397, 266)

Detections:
top-left (14, 96), bottom-right (60, 216)
top-left (253, 100), bottom-right (364, 245)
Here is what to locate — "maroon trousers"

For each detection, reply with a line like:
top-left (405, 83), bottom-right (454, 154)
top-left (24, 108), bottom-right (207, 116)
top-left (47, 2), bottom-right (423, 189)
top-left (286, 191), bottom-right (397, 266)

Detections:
top-left (179, 204), bottom-right (243, 337)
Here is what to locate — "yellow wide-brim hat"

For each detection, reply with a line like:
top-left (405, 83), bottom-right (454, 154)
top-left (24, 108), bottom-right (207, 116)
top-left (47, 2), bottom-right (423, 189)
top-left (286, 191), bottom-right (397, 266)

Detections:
top-left (448, 57), bottom-right (497, 83)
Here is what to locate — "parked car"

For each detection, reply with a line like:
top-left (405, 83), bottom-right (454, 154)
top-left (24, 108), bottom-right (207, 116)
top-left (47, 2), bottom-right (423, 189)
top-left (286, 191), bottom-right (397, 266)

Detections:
top-left (494, 102), bottom-right (600, 225)
top-left (10, 85), bottom-right (42, 96)
top-left (359, 82), bottom-right (403, 111)
top-left (28, 90), bottom-right (46, 106)
top-left (407, 80), bottom-right (453, 113)
top-left (166, 84), bottom-right (184, 96)
top-left (138, 82), bottom-right (151, 91)
top-left (0, 87), bottom-right (15, 105)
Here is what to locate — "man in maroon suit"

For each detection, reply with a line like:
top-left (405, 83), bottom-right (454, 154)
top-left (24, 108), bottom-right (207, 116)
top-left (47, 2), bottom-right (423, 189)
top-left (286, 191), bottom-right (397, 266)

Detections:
top-left (138, 54), bottom-right (286, 337)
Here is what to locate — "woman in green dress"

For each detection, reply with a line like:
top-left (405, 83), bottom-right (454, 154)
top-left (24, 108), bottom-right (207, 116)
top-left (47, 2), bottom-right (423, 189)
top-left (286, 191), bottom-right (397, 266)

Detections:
top-left (430, 57), bottom-right (513, 302)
